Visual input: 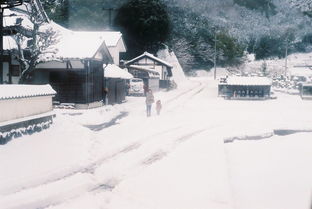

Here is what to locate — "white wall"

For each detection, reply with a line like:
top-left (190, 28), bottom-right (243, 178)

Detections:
top-left (108, 47), bottom-right (119, 65)
top-left (0, 96), bottom-right (53, 123)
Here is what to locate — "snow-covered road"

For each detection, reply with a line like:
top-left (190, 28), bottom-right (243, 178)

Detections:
top-left (1, 77), bottom-right (312, 209)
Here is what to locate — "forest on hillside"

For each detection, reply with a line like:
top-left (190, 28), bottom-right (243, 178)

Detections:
top-left (42, 0), bottom-right (312, 73)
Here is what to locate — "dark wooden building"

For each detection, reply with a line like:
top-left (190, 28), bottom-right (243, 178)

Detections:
top-left (125, 52), bottom-right (172, 89)
top-left (218, 77), bottom-right (272, 100)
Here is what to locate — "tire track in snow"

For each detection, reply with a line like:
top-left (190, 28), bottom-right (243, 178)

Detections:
top-left (140, 129), bottom-right (207, 166)
top-left (164, 81), bottom-right (207, 112)
top-left (39, 128), bottom-right (210, 209)
top-left (1, 126), bottom-right (184, 196)
top-left (3, 80), bottom-right (209, 208)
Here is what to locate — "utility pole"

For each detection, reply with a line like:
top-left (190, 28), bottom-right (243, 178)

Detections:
top-left (0, 8), bottom-right (3, 84)
top-left (284, 37), bottom-right (288, 78)
top-left (214, 30), bottom-right (217, 80)
top-left (102, 7), bottom-right (116, 29)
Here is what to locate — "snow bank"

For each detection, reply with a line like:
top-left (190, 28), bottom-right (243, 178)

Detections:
top-left (225, 132), bottom-right (312, 209)
top-left (243, 52), bottom-right (312, 76)
top-left (157, 48), bottom-right (187, 84)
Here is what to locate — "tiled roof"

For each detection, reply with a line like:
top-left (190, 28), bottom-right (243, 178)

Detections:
top-left (0, 84), bottom-right (56, 100)
top-left (125, 51), bottom-right (173, 68)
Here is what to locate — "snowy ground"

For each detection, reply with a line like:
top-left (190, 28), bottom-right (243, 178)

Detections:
top-left (1, 75), bottom-right (312, 209)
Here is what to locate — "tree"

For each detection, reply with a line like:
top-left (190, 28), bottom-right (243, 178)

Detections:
top-left (233, 0), bottom-right (276, 17)
top-left (114, 0), bottom-right (170, 58)
top-left (261, 61), bottom-right (268, 76)
top-left (170, 37), bottom-right (195, 73)
top-left (19, 1), bottom-right (59, 83)
top-left (216, 32), bottom-right (245, 66)
top-left (42, 0), bottom-right (69, 27)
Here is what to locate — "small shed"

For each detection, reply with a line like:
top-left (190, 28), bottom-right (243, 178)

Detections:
top-left (127, 64), bottom-right (160, 92)
top-left (125, 52), bottom-right (172, 89)
top-left (103, 64), bottom-right (133, 105)
top-left (300, 83), bottom-right (312, 99)
top-left (0, 84), bottom-right (56, 143)
top-left (218, 77), bottom-right (272, 99)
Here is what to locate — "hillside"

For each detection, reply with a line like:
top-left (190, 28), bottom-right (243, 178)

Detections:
top-left (43, 0), bottom-right (312, 73)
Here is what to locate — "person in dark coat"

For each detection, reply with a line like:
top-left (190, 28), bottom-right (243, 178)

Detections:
top-left (143, 84), bottom-right (149, 96)
top-left (145, 89), bottom-right (154, 117)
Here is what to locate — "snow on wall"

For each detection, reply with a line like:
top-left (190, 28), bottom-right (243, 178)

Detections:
top-left (0, 84), bottom-right (56, 100)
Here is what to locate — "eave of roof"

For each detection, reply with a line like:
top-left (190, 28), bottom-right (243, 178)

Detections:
top-left (0, 84), bottom-right (56, 100)
top-left (125, 51), bottom-right (173, 68)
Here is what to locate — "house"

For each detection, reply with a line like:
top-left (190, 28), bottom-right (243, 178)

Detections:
top-left (32, 25), bottom-right (114, 109)
top-left (0, 84), bottom-right (56, 144)
top-left (127, 64), bottom-right (160, 92)
top-left (218, 76), bottom-right (272, 100)
top-left (1, 3), bottom-right (36, 84)
top-left (1, 1), bottom-right (129, 108)
top-left (101, 32), bottom-right (126, 65)
top-left (125, 52), bottom-right (173, 89)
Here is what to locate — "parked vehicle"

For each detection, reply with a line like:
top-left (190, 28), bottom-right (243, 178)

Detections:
top-left (128, 78), bottom-right (144, 96)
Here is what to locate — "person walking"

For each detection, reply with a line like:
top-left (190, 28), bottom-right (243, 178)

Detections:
top-left (145, 89), bottom-right (154, 117)
top-left (156, 100), bottom-right (162, 115)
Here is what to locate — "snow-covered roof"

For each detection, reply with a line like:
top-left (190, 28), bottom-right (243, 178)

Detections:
top-left (104, 64), bottom-right (133, 79)
top-left (224, 77), bottom-right (272, 86)
top-left (3, 36), bottom-right (18, 50)
top-left (41, 22), bottom-right (119, 62)
top-left (3, 9), bottom-right (33, 30)
top-left (125, 52), bottom-right (173, 68)
top-left (0, 84), bottom-right (56, 100)
top-left (99, 32), bottom-right (123, 47)
top-left (56, 31), bottom-right (109, 59)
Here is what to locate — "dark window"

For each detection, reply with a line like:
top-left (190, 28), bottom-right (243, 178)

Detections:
top-left (10, 65), bottom-right (20, 76)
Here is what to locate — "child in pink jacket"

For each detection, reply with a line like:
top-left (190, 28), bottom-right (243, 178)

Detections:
top-left (156, 100), bottom-right (162, 115)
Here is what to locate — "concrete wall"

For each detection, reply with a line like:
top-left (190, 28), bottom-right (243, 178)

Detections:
top-left (0, 96), bottom-right (53, 123)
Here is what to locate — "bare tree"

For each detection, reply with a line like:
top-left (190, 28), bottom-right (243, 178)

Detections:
top-left (171, 38), bottom-right (195, 73)
top-left (19, 1), bottom-right (58, 83)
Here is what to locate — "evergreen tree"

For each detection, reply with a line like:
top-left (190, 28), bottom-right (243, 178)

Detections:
top-left (42, 0), bottom-right (69, 27)
top-left (233, 0), bottom-right (276, 17)
top-left (114, 0), bottom-right (170, 58)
